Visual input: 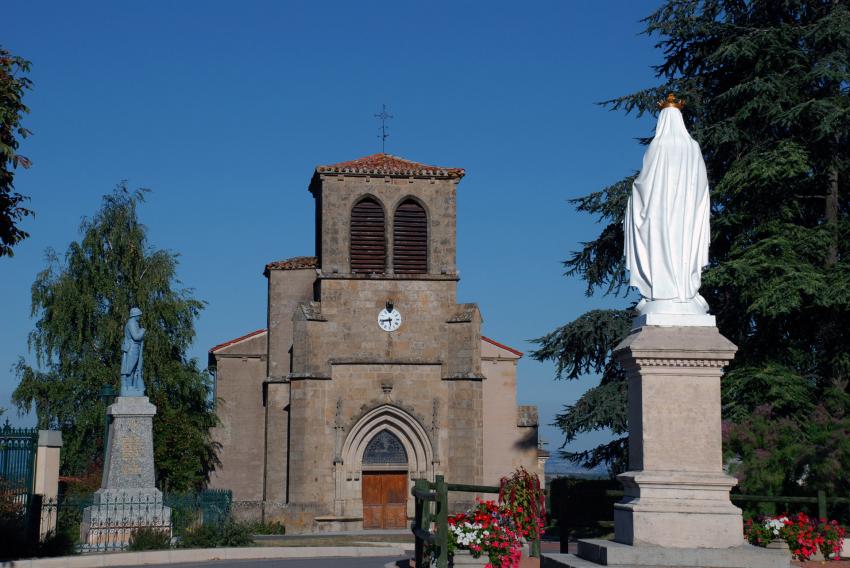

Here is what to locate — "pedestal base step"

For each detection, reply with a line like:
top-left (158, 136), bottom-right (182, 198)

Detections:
top-left (542, 539), bottom-right (790, 568)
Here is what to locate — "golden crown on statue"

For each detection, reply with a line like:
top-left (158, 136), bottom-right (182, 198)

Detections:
top-left (657, 93), bottom-right (685, 110)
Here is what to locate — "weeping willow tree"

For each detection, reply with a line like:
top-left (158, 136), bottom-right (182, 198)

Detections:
top-left (13, 184), bottom-right (219, 491)
top-left (532, 0), bottom-right (850, 495)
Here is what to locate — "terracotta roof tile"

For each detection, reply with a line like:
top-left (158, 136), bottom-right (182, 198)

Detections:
top-left (264, 256), bottom-right (319, 274)
top-left (481, 335), bottom-right (524, 357)
top-left (316, 153), bottom-right (464, 178)
top-left (209, 329), bottom-right (266, 354)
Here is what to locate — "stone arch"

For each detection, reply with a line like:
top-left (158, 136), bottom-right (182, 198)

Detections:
top-left (341, 404), bottom-right (433, 480)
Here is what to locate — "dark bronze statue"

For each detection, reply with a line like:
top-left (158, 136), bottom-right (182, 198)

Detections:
top-left (120, 307), bottom-right (146, 396)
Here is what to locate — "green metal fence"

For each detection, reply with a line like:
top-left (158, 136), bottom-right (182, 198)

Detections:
top-left (0, 421), bottom-right (40, 546)
top-left (0, 422), bottom-right (39, 502)
top-left (37, 489), bottom-right (233, 553)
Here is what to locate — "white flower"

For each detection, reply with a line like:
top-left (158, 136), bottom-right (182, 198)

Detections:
top-left (765, 518), bottom-right (788, 537)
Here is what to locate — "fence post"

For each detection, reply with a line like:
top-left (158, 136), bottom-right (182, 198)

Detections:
top-left (436, 475), bottom-right (449, 568)
top-left (818, 490), bottom-right (827, 521)
top-left (558, 485), bottom-right (569, 554)
top-left (25, 493), bottom-right (43, 547)
top-left (413, 479), bottom-right (426, 568)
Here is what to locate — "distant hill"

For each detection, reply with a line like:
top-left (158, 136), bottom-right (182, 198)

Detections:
top-left (544, 455), bottom-right (608, 481)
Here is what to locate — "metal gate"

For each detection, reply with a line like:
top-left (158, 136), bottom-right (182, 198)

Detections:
top-left (0, 421), bottom-right (39, 503)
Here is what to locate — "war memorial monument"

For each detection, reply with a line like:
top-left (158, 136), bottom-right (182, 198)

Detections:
top-left (543, 96), bottom-right (790, 568)
top-left (81, 308), bottom-right (171, 548)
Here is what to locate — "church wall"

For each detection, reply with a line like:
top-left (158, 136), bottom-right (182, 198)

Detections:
top-left (295, 278), bottom-right (479, 379)
top-left (481, 353), bottom-right (539, 485)
top-left (285, 274), bottom-right (484, 531)
top-left (263, 382), bottom-right (289, 504)
top-left (264, 267), bottom-right (316, 507)
top-left (330, 364), bottom-right (443, 520)
top-left (446, 378), bottom-right (484, 511)
top-left (208, 336), bottom-right (267, 502)
top-left (284, 362), bottom-right (486, 532)
top-left (267, 268), bottom-right (316, 380)
top-left (314, 175), bottom-right (458, 276)
top-left (286, 377), bottom-right (334, 506)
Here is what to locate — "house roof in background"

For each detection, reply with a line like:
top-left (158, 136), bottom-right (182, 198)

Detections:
top-left (209, 329), bottom-right (267, 353)
top-left (481, 335), bottom-right (524, 357)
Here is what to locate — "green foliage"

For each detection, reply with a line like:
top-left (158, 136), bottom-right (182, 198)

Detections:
top-left (532, 0), bottom-right (850, 491)
top-left (178, 520), bottom-right (254, 548)
top-left (12, 184), bottom-right (219, 490)
top-left (532, 309), bottom-right (631, 473)
top-left (546, 477), bottom-right (619, 538)
top-left (128, 527), bottom-right (172, 551)
top-left (0, 45), bottom-right (34, 257)
top-left (243, 520), bottom-right (286, 535)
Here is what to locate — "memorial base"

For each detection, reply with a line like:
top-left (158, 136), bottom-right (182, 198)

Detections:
top-left (80, 396), bottom-right (172, 550)
top-left (80, 488), bottom-right (172, 550)
top-left (614, 470), bottom-right (742, 548)
top-left (542, 540), bottom-right (789, 568)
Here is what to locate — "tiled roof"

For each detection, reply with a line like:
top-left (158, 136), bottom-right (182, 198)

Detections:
top-left (264, 256), bottom-right (319, 273)
top-left (315, 153), bottom-right (464, 178)
top-left (481, 335), bottom-right (524, 358)
top-left (209, 329), bottom-right (266, 354)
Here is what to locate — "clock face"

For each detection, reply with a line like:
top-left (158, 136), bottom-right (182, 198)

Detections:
top-left (378, 307), bottom-right (402, 332)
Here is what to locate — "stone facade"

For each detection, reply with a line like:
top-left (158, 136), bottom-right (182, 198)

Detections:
top-left (209, 154), bottom-right (541, 532)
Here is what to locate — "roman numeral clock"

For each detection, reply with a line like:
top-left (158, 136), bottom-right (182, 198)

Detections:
top-left (378, 301), bottom-right (402, 332)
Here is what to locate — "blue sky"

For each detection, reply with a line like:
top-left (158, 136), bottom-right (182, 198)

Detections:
top-left (1, 1), bottom-right (660, 461)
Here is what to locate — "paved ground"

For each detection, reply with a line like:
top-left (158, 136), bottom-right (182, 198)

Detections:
top-left (114, 557), bottom-right (405, 568)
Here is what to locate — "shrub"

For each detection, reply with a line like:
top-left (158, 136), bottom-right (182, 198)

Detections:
top-left (179, 520), bottom-right (253, 548)
top-left (244, 520), bottom-right (286, 535)
top-left (128, 527), bottom-right (172, 551)
top-left (0, 499), bottom-right (31, 560)
top-left (36, 529), bottom-right (76, 557)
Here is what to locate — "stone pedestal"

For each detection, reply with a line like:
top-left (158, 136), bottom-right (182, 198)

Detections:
top-left (81, 396), bottom-right (171, 550)
top-left (613, 326), bottom-right (741, 549)
top-left (543, 325), bottom-right (789, 568)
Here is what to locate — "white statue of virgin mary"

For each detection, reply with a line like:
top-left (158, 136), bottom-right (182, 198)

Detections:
top-left (624, 94), bottom-right (712, 323)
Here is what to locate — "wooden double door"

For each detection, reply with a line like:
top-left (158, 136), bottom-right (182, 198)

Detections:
top-left (362, 471), bottom-right (408, 529)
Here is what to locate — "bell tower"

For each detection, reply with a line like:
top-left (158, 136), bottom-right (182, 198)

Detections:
top-left (308, 153), bottom-right (463, 277)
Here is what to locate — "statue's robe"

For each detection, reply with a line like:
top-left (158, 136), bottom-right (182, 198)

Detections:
top-left (120, 318), bottom-right (145, 390)
top-left (624, 106), bottom-right (710, 309)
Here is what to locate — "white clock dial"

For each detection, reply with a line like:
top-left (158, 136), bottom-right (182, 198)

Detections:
top-left (378, 308), bottom-right (402, 332)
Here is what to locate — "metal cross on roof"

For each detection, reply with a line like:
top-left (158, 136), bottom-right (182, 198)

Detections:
top-left (374, 104), bottom-right (393, 153)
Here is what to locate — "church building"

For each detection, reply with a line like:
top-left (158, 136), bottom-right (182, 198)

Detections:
top-left (208, 153), bottom-right (541, 532)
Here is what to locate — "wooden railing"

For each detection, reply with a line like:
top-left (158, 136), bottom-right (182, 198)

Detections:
top-left (604, 489), bottom-right (848, 521)
top-left (411, 475), bottom-right (541, 568)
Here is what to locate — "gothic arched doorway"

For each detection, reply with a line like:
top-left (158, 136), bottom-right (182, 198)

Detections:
top-left (361, 430), bottom-right (408, 529)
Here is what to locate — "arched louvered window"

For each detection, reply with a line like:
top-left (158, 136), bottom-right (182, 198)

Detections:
top-left (393, 199), bottom-right (427, 274)
top-left (350, 197), bottom-right (386, 274)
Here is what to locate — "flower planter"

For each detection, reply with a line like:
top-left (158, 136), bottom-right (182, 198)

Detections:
top-left (450, 549), bottom-right (489, 567)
